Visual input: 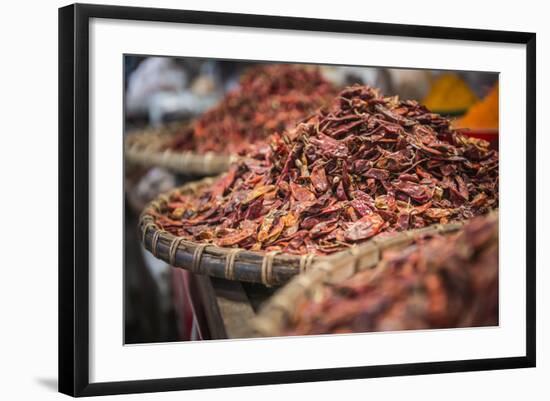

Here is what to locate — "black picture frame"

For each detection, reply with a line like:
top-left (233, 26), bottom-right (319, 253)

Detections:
top-left (59, 3), bottom-right (536, 397)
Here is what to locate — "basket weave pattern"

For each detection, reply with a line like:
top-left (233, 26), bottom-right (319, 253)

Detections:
top-left (139, 177), bottom-right (323, 286)
top-left (252, 220), bottom-right (466, 335)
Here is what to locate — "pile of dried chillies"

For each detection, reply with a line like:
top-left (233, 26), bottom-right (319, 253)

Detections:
top-left (284, 214), bottom-right (499, 334)
top-left (168, 64), bottom-right (336, 155)
top-left (150, 85), bottom-right (499, 255)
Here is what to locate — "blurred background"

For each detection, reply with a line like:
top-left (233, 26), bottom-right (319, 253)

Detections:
top-left (124, 56), bottom-right (499, 344)
top-left (124, 56), bottom-right (499, 130)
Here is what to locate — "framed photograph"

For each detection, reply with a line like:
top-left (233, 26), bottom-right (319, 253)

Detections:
top-left (59, 3), bottom-right (536, 397)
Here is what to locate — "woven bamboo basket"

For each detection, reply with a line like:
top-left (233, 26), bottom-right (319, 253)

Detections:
top-left (140, 176), bottom-right (429, 287)
top-left (251, 218), bottom-right (477, 336)
top-left (125, 123), bottom-right (236, 176)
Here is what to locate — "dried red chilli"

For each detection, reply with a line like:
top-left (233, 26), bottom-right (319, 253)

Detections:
top-left (168, 64), bottom-right (336, 155)
top-left (151, 85), bottom-right (499, 255)
top-left (285, 214), bottom-right (499, 335)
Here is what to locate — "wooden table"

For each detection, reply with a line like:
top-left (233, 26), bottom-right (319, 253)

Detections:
top-left (186, 274), bottom-right (278, 340)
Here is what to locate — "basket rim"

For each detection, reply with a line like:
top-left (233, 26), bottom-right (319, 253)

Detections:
top-left (124, 125), bottom-right (237, 176)
top-left (140, 176), bottom-right (327, 286)
top-left (139, 176), bottom-right (471, 286)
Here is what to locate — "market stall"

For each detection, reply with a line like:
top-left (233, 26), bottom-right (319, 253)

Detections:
top-left (123, 57), bottom-right (499, 342)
